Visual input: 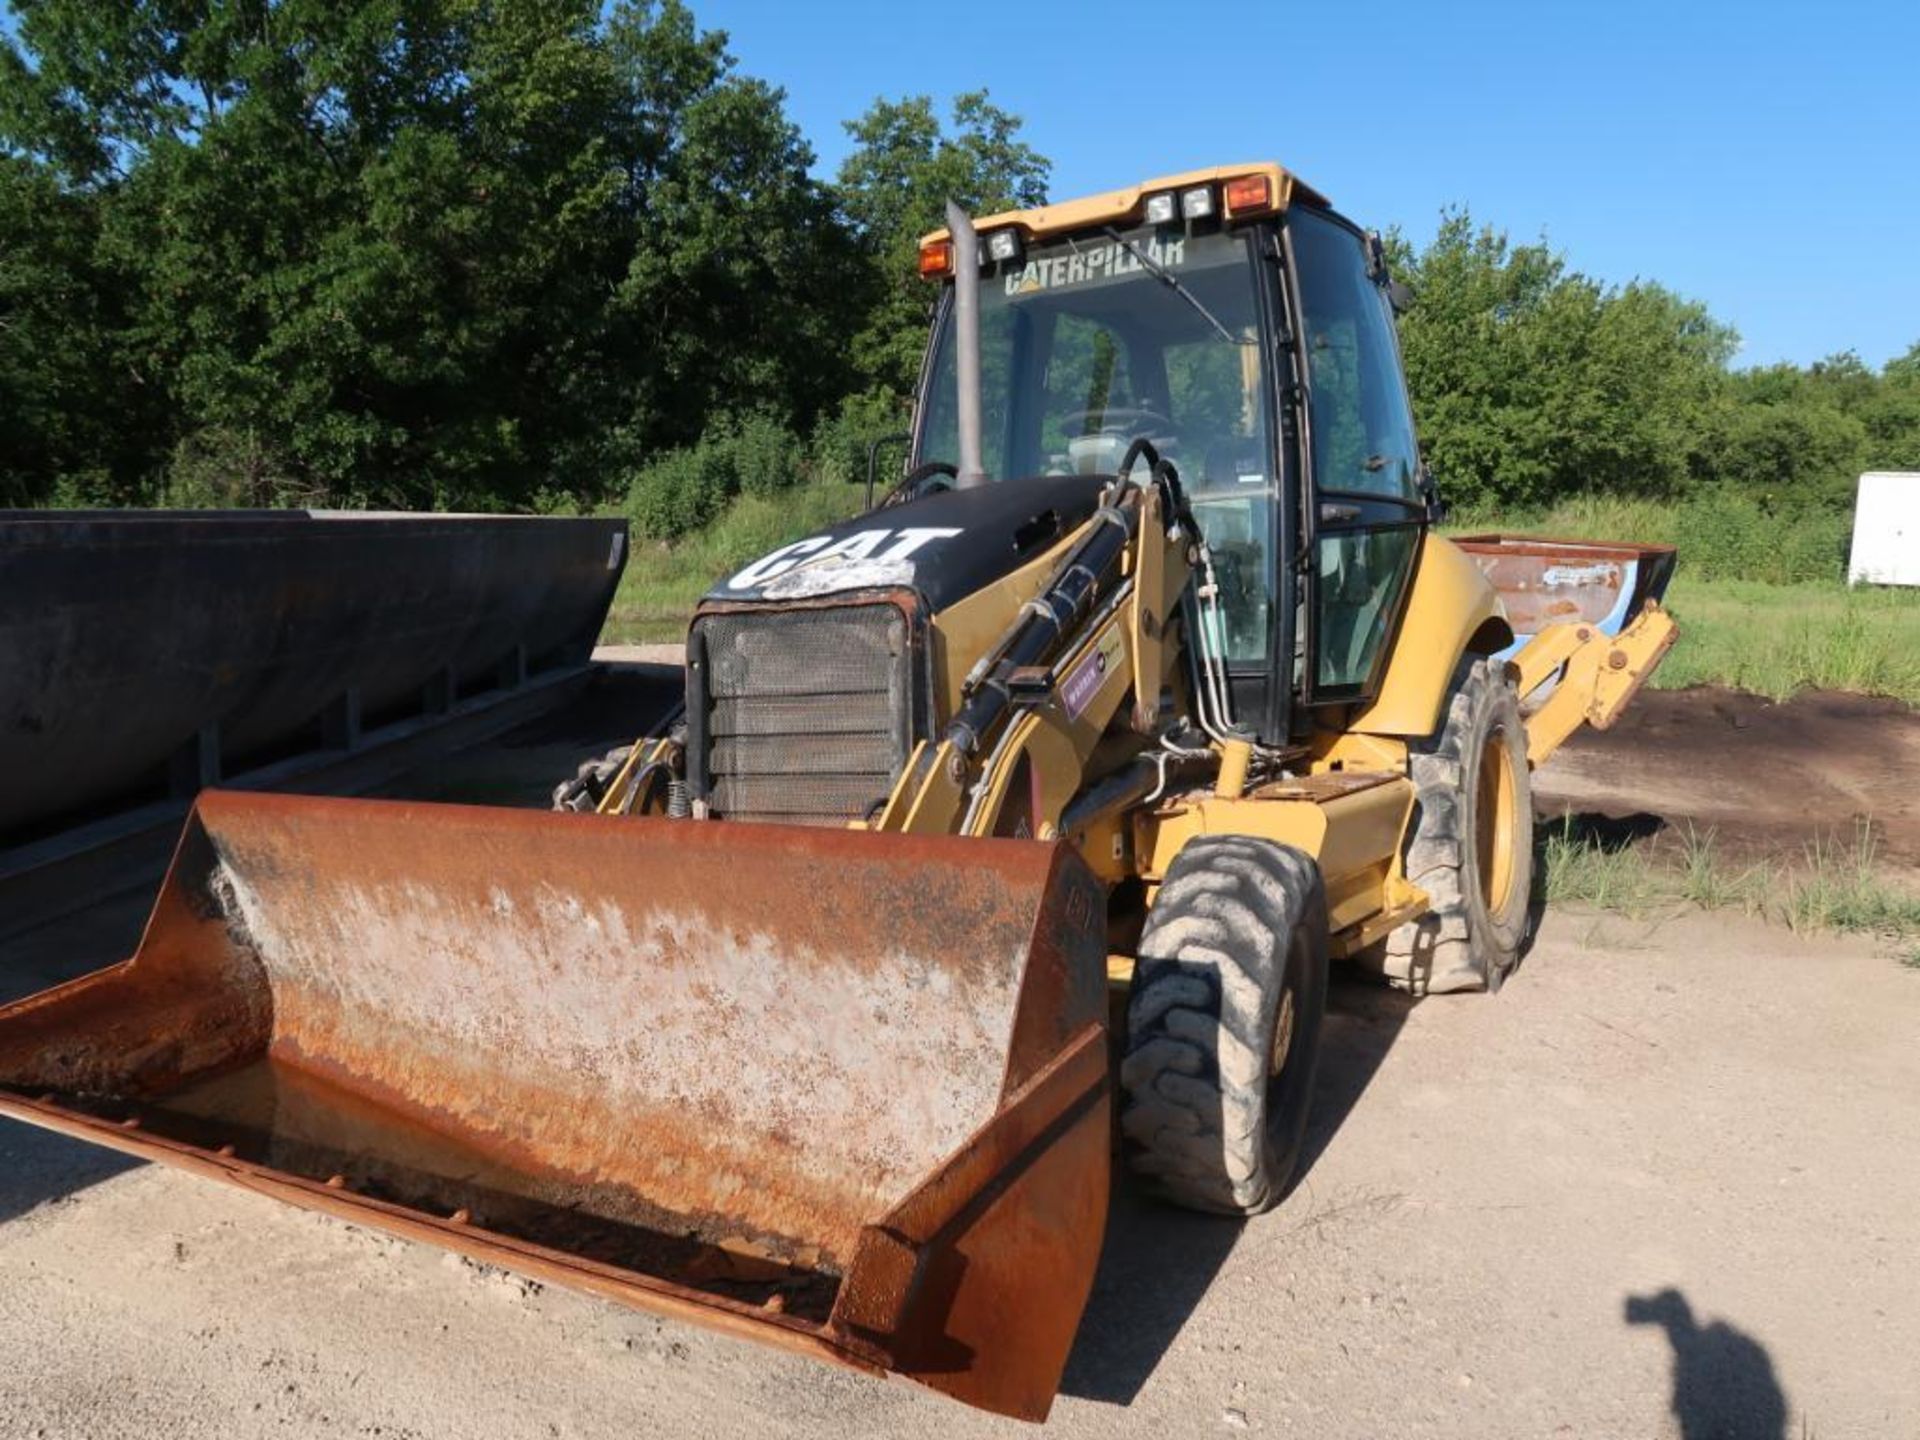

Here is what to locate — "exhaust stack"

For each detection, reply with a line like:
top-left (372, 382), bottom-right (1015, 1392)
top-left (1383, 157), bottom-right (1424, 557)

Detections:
top-left (945, 198), bottom-right (989, 490)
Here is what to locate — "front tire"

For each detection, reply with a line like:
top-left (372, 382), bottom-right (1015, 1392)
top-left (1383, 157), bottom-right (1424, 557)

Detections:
top-left (1120, 837), bottom-right (1329, 1215)
top-left (1377, 655), bottom-right (1534, 994)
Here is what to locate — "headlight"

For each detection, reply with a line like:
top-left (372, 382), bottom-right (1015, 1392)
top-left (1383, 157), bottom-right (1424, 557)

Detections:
top-left (1180, 185), bottom-right (1216, 219)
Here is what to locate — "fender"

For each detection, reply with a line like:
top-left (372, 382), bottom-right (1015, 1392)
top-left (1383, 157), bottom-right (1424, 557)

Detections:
top-left (1348, 534), bottom-right (1513, 739)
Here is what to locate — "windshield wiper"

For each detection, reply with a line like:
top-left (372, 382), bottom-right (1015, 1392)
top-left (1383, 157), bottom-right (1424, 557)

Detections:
top-left (1098, 227), bottom-right (1244, 345)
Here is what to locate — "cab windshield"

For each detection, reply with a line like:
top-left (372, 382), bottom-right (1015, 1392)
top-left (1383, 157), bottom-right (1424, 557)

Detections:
top-left (919, 224), bottom-right (1277, 662)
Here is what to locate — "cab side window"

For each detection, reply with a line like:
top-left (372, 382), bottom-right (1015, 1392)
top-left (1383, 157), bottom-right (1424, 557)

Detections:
top-left (1290, 212), bottom-right (1420, 503)
top-left (1290, 208), bottom-right (1423, 697)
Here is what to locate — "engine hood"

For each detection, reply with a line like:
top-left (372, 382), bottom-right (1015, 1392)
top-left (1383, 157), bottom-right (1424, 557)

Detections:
top-left (705, 473), bottom-right (1108, 612)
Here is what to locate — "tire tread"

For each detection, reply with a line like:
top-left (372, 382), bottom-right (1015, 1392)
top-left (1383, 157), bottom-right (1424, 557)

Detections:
top-left (1121, 837), bottom-right (1327, 1215)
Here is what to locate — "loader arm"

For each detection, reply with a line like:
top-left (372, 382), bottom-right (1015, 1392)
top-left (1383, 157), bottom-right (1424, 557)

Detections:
top-left (1509, 601), bottom-right (1678, 767)
top-left (877, 468), bottom-right (1193, 841)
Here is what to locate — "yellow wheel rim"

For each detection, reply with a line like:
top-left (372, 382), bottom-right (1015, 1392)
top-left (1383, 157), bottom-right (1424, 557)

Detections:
top-left (1271, 984), bottom-right (1296, 1077)
top-left (1476, 726), bottom-right (1519, 916)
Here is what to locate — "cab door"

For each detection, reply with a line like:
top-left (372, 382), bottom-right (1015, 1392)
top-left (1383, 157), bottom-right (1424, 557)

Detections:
top-left (1285, 208), bottom-right (1427, 706)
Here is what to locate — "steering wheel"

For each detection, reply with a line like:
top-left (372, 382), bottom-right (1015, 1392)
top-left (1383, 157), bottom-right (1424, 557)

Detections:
top-left (881, 460), bottom-right (958, 509)
top-left (1059, 406), bottom-right (1172, 437)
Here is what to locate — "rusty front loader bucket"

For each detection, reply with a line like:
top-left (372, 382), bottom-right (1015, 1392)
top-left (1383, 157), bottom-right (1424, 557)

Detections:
top-left (0, 793), bottom-right (1111, 1420)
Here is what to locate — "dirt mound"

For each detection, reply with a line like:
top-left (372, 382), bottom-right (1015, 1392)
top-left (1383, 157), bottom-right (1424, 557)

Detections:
top-left (1535, 686), bottom-right (1920, 871)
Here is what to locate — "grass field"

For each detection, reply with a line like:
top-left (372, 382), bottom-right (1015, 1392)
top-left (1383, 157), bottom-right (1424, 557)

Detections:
top-left (602, 484), bottom-right (1920, 705)
top-left (1542, 818), bottom-right (1920, 963)
top-left (1654, 574), bottom-right (1920, 703)
top-left (603, 481), bottom-right (870, 643)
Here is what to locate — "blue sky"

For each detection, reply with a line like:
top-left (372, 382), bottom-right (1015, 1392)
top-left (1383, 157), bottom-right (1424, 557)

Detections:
top-left (7, 1), bottom-right (1912, 367)
top-left (698, 0), bottom-right (1919, 370)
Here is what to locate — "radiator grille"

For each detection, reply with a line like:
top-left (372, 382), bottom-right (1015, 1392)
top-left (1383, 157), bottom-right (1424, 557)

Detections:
top-left (693, 605), bottom-right (914, 824)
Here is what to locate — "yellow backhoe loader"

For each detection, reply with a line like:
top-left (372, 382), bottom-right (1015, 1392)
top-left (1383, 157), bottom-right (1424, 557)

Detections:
top-left (0, 163), bottom-right (1675, 1421)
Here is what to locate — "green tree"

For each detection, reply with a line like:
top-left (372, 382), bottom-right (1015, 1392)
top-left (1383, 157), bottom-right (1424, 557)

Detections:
top-left (0, 153), bottom-right (151, 504)
top-left (610, 39), bottom-right (863, 459)
top-left (0, 0), bottom-right (860, 509)
top-left (835, 90), bottom-right (1048, 393)
top-left (1864, 342), bottom-right (1920, 470)
top-left (1389, 210), bottom-right (1734, 511)
top-left (1700, 361), bottom-right (1868, 506)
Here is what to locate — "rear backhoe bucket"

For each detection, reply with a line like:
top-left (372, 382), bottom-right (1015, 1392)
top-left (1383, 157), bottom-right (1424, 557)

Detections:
top-left (1452, 534), bottom-right (1677, 641)
top-left (0, 792), bottom-right (1112, 1420)
top-left (1454, 536), bottom-right (1681, 764)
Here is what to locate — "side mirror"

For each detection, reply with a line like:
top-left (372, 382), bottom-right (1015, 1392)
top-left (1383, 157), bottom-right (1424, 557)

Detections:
top-left (1418, 463), bottom-right (1448, 524)
top-left (1365, 230), bottom-right (1413, 312)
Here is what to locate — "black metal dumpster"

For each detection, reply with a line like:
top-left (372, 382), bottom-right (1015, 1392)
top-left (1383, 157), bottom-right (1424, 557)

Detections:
top-left (0, 510), bottom-right (628, 839)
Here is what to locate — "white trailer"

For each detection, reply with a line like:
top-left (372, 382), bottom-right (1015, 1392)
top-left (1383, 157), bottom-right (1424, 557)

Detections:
top-left (1848, 472), bottom-right (1920, 586)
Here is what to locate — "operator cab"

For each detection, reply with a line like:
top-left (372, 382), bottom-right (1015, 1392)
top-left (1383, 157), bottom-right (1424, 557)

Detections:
top-left (911, 167), bottom-right (1430, 743)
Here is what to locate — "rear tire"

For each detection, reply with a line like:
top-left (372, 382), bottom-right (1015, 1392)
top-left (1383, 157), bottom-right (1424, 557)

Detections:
top-left (551, 745), bottom-right (632, 813)
top-left (1376, 655), bottom-right (1534, 994)
top-left (1120, 837), bottom-right (1329, 1215)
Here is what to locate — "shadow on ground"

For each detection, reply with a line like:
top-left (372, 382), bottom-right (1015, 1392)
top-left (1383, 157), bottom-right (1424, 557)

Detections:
top-left (0, 1121), bottom-right (142, 1227)
top-left (1627, 1288), bottom-right (1788, 1440)
top-left (0, 889), bottom-right (152, 1224)
top-left (1063, 969), bottom-right (1415, 1406)
top-left (1299, 973), bottom-right (1415, 1182)
top-left (1061, 1188), bottom-right (1245, 1406)
top-left (1540, 809), bottom-right (1669, 853)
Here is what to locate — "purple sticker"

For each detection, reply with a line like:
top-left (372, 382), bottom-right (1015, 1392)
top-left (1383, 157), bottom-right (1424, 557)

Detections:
top-left (1060, 646), bottom-right (1109, 720)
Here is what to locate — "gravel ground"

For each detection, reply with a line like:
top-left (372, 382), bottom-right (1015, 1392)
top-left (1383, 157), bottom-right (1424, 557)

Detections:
top-left (4, 901), bottom-right (1916, 1439)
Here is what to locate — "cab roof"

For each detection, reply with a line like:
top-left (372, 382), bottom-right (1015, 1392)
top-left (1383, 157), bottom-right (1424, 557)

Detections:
top-left (919, 162), bottom-right (1330, 248)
